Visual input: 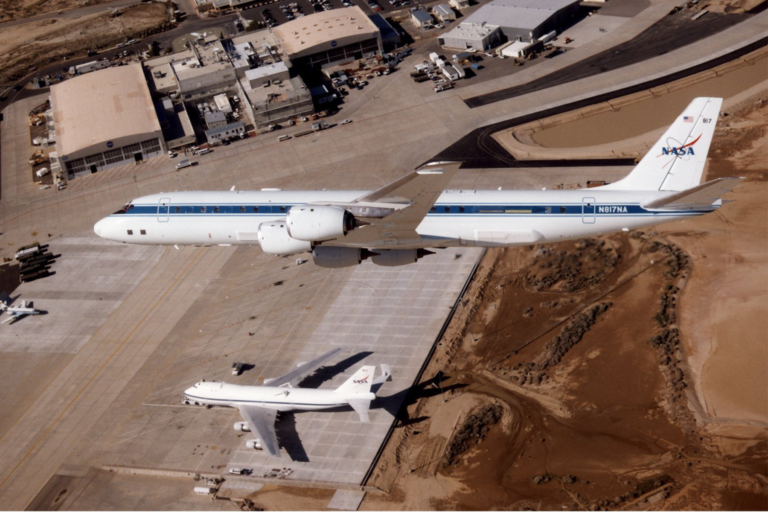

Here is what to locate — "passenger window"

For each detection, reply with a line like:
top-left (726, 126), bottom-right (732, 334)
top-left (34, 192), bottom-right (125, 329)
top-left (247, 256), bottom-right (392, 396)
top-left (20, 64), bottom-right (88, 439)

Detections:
top-left (240, 206), bottom-right (246, 213)
top-left (459, 206), bottom-right (465, 213)
top-left (560, 207), bottom-right (566, 213)
top-left (214, 206), bottom-right (220, 213)
top-left (443, 206), bottom-right (450, 213)
top-left (175, 206), bottom-right (181, 213)
top-left (253, 206), bottom-right (259, 213)
top-left (127, 230), bottom-right (133, 235)
top-left (430, 207), bottom-right (436, 213)
top-left (200, 206), bottom-right (206, 213)
top-left (140, 229), bottom-right (146, 235)
top-left (545, 206), bottom-right (552, 214)
top-left (280, 206), bottom-right (286, 213)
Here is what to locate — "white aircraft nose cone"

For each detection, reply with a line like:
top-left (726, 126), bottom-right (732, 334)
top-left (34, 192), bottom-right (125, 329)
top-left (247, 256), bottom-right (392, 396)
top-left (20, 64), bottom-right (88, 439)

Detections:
top-left (93, 218), bottom-right (106, 238)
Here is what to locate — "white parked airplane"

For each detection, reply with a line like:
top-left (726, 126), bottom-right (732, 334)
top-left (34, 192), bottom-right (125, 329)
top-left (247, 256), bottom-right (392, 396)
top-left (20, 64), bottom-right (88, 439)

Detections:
top-left (184, 348), bottom-right (392, 458)
top-left (0, 292), bottom-right (44, 325)
top-left (94, 98), bottom-right (741, 268)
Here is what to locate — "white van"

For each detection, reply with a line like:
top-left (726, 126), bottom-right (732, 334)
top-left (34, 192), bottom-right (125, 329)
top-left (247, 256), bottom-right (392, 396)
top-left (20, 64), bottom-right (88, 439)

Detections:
top-left (195, 148), bottom-right (212, 156)
top-left (278, 134), bottom-right (292, 142)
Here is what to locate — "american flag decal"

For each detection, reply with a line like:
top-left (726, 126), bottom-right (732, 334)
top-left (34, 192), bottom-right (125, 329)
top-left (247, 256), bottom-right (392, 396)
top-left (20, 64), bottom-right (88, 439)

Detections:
top-left (683, 116), bottom-right (694, 123)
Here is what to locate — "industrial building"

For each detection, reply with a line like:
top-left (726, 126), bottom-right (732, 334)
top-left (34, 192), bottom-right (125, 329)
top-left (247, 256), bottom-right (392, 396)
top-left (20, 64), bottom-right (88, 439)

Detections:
top-left (50, 64), bottom-right (165, 179)
top-left (411, 9), bottom-right (434, 29)
top-left (439, 0), bottom-right (579, 50)
top-left (272, 6), bottom-right (382, 68)
top-left (205, 121), bottom-right (245, 144)
top-left (433, 4), bottom-right (457, 22)
top-left (450, 0), bottom-right (469, 10)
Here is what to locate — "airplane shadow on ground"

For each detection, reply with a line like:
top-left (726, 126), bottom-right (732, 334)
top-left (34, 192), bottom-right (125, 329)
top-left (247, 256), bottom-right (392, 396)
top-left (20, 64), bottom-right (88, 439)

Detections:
top-left (300, 351), bottom-right (374, 389)
top-left (276, 369), bottom-right (466, 461)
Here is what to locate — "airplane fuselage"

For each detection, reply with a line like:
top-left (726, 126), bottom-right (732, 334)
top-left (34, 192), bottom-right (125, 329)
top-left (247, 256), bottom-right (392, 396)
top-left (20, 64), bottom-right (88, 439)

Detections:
top-left (95, 189), bottom-right (715, 249)
top-left (184, 382), bottom-right (348, 413)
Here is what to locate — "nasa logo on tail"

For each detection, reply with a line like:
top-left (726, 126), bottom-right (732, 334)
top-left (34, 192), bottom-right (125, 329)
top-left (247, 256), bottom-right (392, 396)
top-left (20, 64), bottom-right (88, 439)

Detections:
top-left (660, 133), bottom-right (702, 157)
top-left (354, 373), bottom-right (370, 384)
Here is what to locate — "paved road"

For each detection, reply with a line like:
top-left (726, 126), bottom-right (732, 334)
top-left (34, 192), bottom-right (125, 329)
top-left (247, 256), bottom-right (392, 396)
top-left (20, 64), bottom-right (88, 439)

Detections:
top-left (464, 11), bottom-right (752, 108)
top-left (435, 35), bottom-right (768, 168)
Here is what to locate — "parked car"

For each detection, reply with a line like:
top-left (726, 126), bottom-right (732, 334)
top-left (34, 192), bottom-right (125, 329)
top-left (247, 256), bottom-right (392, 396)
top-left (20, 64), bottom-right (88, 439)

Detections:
top-left (341, 119), bottom-right (353, 125)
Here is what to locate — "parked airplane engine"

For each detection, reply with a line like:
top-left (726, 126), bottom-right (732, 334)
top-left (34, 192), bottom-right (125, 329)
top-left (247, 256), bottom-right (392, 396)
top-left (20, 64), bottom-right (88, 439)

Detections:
top-left (257, 220), bottom-right (312, 255)
top-left (233, 422), bottom-right (250, 432)
top-left (246, 439), bottom-right (263, 450)
top-left (371, 249), bottom-right (434, 267)
top-left (312, 246), bottom-right (371, 268)
top-left (287, 205), bottom-right (356, 241)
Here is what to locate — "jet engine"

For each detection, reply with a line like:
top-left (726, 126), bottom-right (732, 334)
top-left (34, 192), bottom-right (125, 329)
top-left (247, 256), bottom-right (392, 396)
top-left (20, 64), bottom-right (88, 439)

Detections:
top-left (287, 206), bottom-right (356, 241)
top-left (257, 220), bottom-right (312, 255)
top-left (245, 439), bottom-right (263, 450)
top-left (312, 246), bottom-right (371, 268)
top-left (233, 422), bottom-right (251, 432)
top-left (371, 249), bottom-right (434, 267)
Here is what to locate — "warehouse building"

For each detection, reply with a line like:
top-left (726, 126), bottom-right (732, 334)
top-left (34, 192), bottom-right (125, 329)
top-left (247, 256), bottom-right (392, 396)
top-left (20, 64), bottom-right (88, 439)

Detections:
top-left (272, 6), bottom-right (382, 68)
top-left (51, 64), bottom-right (165, 179)
top-left (433, 4), bottom-right (457, 22)
top-left (439, 0), bottom-right (578, 50)
top-left (411, 9), bottom-right (434, 29)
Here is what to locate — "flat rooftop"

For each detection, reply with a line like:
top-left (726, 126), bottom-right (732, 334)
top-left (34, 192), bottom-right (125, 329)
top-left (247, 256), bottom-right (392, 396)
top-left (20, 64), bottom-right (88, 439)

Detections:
top-left (50, 64), bottom-right (160, 157)
top-left (462, 0), bottom-right (578, 30)
top-left (272, 6), bottom-right (379, 56)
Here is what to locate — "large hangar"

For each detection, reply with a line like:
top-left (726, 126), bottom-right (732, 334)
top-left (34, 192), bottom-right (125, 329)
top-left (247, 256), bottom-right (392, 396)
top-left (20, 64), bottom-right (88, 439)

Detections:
top-left (272, 6), bottom-right (382, 68)
top-left (51, 64), bottom-right (165, 179)
top-left (439, 0), bottom-right (579, 50)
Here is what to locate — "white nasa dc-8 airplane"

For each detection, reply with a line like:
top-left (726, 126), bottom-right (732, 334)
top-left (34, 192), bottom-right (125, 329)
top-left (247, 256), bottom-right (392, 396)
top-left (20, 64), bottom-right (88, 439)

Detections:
top-left (94, 98), bottom-right (741, 267)
top-left (184, 348), bottom-right (391, 457)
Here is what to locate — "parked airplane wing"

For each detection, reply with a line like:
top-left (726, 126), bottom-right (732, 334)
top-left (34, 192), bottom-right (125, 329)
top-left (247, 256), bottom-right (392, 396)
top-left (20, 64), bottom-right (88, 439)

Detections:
top-left (264, 347), bottom-right (342, 388)
top-left (237, 405), bottom-right (280, 457)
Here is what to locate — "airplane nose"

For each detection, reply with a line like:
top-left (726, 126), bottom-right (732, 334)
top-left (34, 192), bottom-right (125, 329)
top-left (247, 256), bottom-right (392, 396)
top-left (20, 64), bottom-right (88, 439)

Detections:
top-left (93, 218), bottom-right (107, 238)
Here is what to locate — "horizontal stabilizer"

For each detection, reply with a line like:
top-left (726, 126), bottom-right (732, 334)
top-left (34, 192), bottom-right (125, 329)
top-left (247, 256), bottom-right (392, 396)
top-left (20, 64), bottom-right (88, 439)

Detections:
top-left (642, 177), bottom-right (743, 210)
top-left (347, 394), bottom-right (376, 423)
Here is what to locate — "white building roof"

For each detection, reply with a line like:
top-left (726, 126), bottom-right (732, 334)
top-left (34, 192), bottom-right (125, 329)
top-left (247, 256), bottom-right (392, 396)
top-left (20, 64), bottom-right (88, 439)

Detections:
top-left (245, 61), bottom-right (289, 81)
top-left (272, 6), bottom-right (379, 57)
top-left (462, 0), bottom-right (576, 30)
top-left (434, 4), bottom-right (453, 16)
top-left (51, 64), bottom-right (160, 157)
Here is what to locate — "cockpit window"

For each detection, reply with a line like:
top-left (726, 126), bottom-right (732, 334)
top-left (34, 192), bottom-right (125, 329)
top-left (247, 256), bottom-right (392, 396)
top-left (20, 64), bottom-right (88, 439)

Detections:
top-left (113, 203), bottom-right (134, 215)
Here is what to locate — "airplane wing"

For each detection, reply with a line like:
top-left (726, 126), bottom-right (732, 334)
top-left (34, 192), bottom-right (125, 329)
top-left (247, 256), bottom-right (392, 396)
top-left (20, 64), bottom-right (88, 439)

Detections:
top-left (309, 162), bottom-right (461, 247)
top-left (263, 347), bottom-right (342, 388)
top-left (237, 405), bottom-right (280, 457)
top-left (1, 313), bottom-right (21, 325)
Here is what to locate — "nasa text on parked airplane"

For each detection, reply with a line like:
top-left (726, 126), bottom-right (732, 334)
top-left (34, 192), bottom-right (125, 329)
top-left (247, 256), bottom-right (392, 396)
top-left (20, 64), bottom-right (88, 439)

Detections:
top-left (94, 98), bottom-right (742, 268)
top-left (183, 348), bottom-right (391, 458)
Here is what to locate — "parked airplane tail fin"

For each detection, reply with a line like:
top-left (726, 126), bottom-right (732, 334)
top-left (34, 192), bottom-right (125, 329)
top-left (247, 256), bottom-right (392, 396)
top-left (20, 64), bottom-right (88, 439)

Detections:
top-left (600, 97), bottom-right (722, 192)
top-left (335, 365), bottom-right (376, 395)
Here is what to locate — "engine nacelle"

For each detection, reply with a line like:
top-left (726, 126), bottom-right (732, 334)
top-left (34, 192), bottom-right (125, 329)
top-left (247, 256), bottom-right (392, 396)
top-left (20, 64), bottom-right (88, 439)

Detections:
top-left (312, 246), bottom-right (369, 268)
top-left (257, 220), bottom-right (312, 255)
top-left (287, 206), bottom-right (355, 242)
top-left (246, 439), bottom-right (263, 450)
top-left (371, 249), bottom-right (433, 267)
top-left (233, 422), bottom-right (250, 432)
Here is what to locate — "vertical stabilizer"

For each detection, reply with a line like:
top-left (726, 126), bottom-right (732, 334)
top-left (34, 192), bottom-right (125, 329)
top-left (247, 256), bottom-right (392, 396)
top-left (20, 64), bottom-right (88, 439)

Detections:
top-left (336, 365), bottom-right (377, 422)
top-left (601, 97), bottom-right (722, 191)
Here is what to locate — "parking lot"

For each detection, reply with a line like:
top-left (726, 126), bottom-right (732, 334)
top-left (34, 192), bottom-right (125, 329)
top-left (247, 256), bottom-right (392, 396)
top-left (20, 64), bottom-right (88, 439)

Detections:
top-left (238, 0), bottom-right (406, 28)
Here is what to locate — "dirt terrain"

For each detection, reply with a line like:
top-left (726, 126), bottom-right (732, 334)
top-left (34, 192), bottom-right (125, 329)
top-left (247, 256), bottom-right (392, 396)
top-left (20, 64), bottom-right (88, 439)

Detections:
top-left (0, 2), bottom-right (172, 84)
top-left (355, 100), bottom-right (768, 510)
top-left (0, 0), bottom-right (118, 22)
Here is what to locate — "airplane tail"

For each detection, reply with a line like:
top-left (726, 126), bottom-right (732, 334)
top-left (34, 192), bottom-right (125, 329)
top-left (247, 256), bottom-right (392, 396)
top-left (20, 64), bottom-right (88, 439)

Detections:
top-left (600, 97), bottom-right (722, 192)
top-left (335, 365), bottom-right (377, 423)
